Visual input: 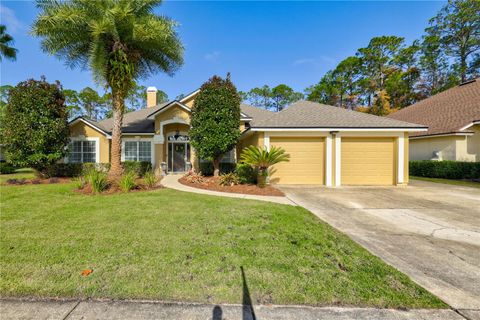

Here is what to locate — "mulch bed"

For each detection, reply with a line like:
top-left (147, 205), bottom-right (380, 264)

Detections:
top-left (179, 176), bottom-right (284, 197)
top-left (3, 177), bottom-right (72, 186)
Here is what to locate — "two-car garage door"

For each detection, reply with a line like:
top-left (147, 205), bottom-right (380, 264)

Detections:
top-left (269, 136), bottom-right (396, 185)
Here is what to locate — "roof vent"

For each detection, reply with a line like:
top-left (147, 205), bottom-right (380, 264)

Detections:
top-left (459, 79), bottom-right (476, 86)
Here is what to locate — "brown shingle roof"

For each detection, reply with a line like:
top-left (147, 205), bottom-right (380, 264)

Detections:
top-left (240, 104), bottom-right (274, 126)
top-left (252, 100), bottom-right (425, 129)
top-left (387, 79), bottom-right (480, 137)
top-left (96, 102), bottom-right (169, 133)
top-left (89, 102), bottom-right (274, 133)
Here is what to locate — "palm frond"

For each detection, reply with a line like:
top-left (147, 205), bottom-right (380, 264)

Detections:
top-left (240, 146), bottom-right (290, 170)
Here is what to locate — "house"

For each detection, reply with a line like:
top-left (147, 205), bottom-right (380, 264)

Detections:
top-left (68, 87), bottom-right (426, 186)
top-left (387, 79), bottom-right (480, 162)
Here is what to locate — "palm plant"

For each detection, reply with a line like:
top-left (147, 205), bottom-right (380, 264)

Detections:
top-left (0, 25), bottom-right (18, 61)
top-left (240, 146), bottom-right (290, 187)
top-left (32, 0), bottom-right (184, 180)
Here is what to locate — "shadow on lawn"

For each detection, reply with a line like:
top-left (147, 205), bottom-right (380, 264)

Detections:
top-left (212, 266), bottom-right (256, 320)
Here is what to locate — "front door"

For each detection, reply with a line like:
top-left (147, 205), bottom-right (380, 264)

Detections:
top-left (168, 142), bottom-right (191, 173)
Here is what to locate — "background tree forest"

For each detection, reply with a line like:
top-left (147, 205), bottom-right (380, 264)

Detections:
top-left (243, 0), bottom-right (479, 116)
top-left (64, 84), bottom-right (168, 120)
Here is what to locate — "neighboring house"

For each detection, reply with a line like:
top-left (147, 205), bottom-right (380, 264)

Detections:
top-left (68, 87), bottom-right (426, 186)
top-left (388, 79), bottom-right (480, 162)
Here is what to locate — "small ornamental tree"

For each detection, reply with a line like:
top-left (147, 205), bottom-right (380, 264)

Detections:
top-left (190, 74), bottom-right (241, 176)
top-left (3, 78), bottom-right (69, 176)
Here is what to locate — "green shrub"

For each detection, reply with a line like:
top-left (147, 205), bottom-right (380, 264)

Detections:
top-left (44, 163), bottom-right (83, 177)
top-left (119, 171), bottom-right (137, 192)
top-left (0, 163), bottom-right (16, 174)
top-left (219, 172), bottom-right (239, 186)
top-left (410, 161), bottom-right (480, 180)
top-left (85, 169), bottom-right (109, 193)
top-left (40, 163), bottom-right (110, 178)
top-left (143, 171), bottom-right (158, 188)
top-left (235, 163), bottom-right (257, 184)
top-left (72, 177), bottom-right (86, 190)
top-left (199, 162), bottom-right (236, 176)
top-left (189, 75), bottom-right (241, 176)
top-left (123, 161), bottom-right (152, 177)
top-left (3, 78), bottom-right (70, 172)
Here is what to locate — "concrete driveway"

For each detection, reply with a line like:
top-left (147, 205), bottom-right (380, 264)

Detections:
top-left (280, 180), bottom-right (480, 311)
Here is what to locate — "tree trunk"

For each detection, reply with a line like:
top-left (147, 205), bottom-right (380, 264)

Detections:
top-left (212, 156), bottom-right (221, 177)
top-left (460, 53), bottom-right (467, 83)
top-left (257, 169), bottom-right (267, 188)
top-left (109, 91), bottom-right (125, 181)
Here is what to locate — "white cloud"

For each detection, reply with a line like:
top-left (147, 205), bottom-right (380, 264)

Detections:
top-left (0, 5), bottom-right (23, 34)
top-left (293, 56), bottom-right (336, 67)
top-left (204, 51), bottom-right (221, 62)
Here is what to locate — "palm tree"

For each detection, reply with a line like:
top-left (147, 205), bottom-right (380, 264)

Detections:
top-left (32, 0), bottom-right (184, 180)
top-left (240, 146), bottom-right (289, 187)
top-left (0, 25), bottom-right (18, 61)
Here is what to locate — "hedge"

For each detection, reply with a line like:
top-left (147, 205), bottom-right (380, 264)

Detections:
top-left (123, 161), bottom-right (152, 177)
top-left (0, 163), bottom-right (16, 174)
top-left (199, 162), bottom-right (236, 176)
top-left (43, 161), bottom-right (152, 178)
top-left (409, 160), bottom-right (480, 180)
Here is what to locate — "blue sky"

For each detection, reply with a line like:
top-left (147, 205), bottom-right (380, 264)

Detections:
top-left (1, 1), bottom-right (445, 99)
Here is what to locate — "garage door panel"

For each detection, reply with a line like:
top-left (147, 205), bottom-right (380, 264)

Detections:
top-left (342, 137), bottom-right (395, 185)
top-left (270, 137), bottom-right (324, 184)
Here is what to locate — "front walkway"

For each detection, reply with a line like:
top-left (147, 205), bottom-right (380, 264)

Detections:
top-left (161, 174), bottom-right (296, 205)
top-left (0, 299), bottom-right (469, 320)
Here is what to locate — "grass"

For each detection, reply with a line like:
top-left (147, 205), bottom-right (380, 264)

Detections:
top-left (0, 168), bottom-right (36, 184)
top-left (411, 176), bottom-right (480, 189)
top-left (0, 175), bottom-right (446, 308)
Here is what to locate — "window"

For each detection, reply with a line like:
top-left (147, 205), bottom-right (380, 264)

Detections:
top-left (221, 149), bottom-right (235, 163)
top-left (123, 141), bottom-right (152, 162)
top-left (68, 140), bottom-right (96, 163)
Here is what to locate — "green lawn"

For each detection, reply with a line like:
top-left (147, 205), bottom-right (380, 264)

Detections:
top-left (411, 176), bottom-right (480, 189)
top-left (0, 178), bottom-right (445, 308)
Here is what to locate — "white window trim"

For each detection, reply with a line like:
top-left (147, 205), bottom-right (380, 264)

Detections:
top-left (154, 118), bottom-right (190, 144)
top-left (66, 136), bottom-right (100, 163)
top-left (325, 135), bottom-right (332, 187)
top-left (459, 121), bottom-right (480, 131)
top-left (147, 101), bottom-right (191, 120)
top-left (121, 137), bottom-right (155, 166)
top-left (251, 128), bottom-right (427, 132)
top-left (334, 135), bottom-right (341, 187)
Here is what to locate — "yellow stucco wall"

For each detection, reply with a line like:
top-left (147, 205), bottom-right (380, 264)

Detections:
top-left (182, 96), bottom-right (195, 108)
top-left (410, 136), bottom-right (459, 160)
top-left (460, 125), bottom-right (480, 162)
top-left (410, 127), bottom-right (479, 162)
top-left (154, 105), bottom-right (191, 133)
top-left (69, 122), bottom-right (110, 163)
top-left (237, 132), bottom-right (264, 159)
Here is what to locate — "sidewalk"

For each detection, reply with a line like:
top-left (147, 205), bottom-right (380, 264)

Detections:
top-left (1, 298), bottom-right (475, 320)
top-left (161, 174), bottom-right (296, 206)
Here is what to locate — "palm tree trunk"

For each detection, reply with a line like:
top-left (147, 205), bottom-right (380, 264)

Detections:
top-left (109, 90), bottom-right (124, 181)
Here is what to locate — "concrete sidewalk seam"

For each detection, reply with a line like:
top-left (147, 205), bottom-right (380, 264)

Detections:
top-left (62, 300), bottom-right (80, 320)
